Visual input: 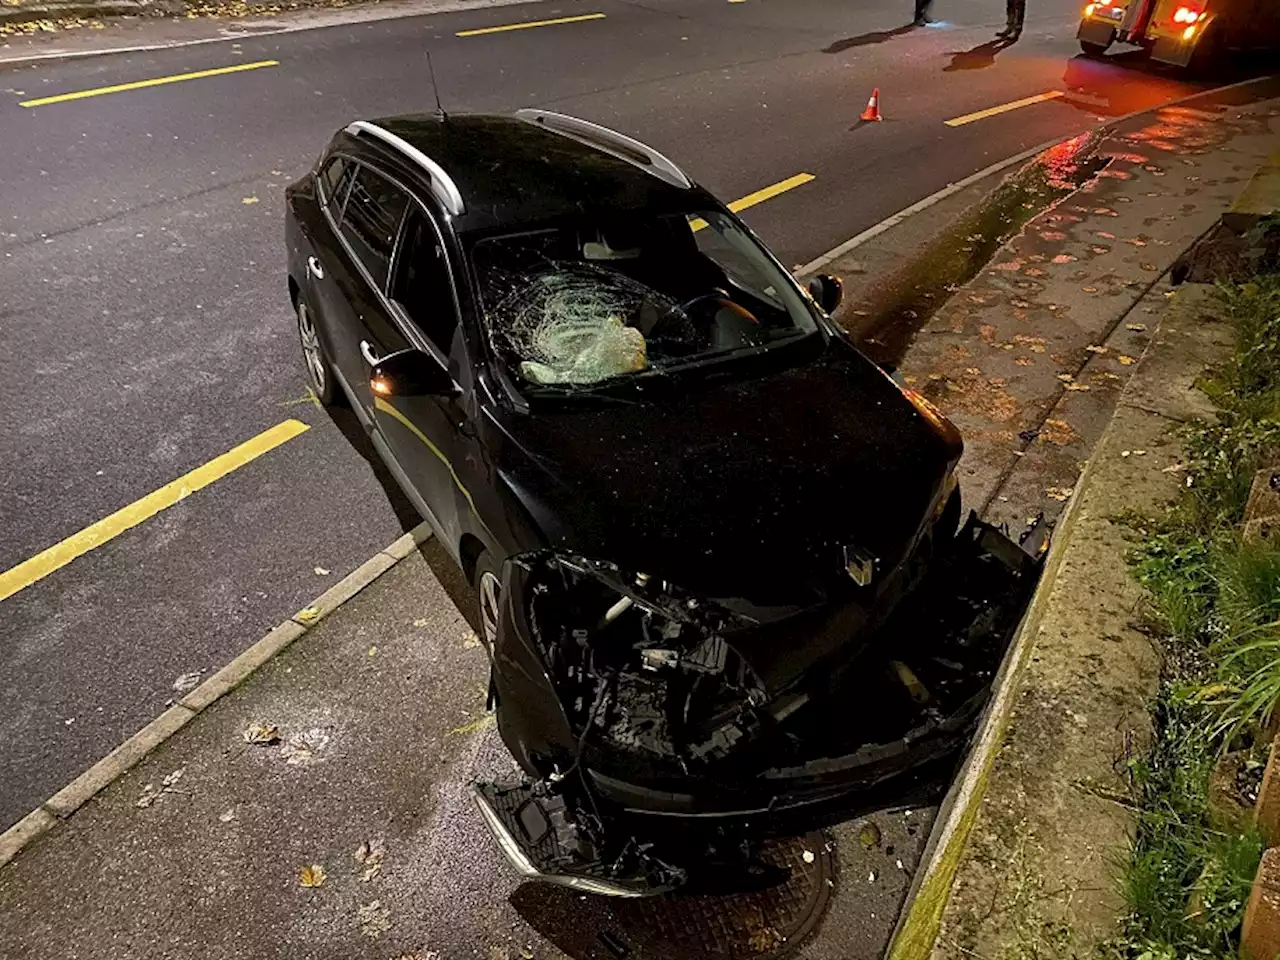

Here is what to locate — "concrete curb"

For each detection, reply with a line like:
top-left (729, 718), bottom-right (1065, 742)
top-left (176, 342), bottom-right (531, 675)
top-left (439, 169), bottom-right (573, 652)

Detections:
top-left (0, 521), bottom-right (432, 869)
top-left (887, 424), bottom-right (1098, 960)
top-left (0, 0), bottom-right (536, 63)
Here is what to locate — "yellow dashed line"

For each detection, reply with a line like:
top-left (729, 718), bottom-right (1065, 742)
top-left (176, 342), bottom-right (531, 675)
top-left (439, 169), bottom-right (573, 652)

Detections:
top-left (20, 60), bottom-right (280, 108)
top-left (0, 419), bottom-right (310, 603)
top-left (456, 12), bottom-right (606, 37)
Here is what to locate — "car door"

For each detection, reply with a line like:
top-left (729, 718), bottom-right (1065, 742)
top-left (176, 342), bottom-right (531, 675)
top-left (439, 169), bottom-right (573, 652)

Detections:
top-left (324, 161), bottom-right (413, 419)
top-left (373, 203), bottom-right (471, 550)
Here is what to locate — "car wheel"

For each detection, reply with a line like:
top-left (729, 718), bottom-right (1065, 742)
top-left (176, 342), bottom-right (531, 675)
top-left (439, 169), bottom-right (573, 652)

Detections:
top-left (1079, 39), bottom-right (1109, 56)
top-left (295, 294), bottom-right (341, 406)
top-left (474, 551), bottom-right (503, 653)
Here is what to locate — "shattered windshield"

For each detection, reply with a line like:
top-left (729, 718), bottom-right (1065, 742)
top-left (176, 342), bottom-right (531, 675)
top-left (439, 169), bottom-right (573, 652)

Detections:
top-left (470, 211), bottom-right (819, 392)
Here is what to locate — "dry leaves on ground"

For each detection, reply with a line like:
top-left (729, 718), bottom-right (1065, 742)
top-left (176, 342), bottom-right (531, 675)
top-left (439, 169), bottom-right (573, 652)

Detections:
top-left (299, 864), bottom-right (327, 888)
top-left (243, 722), bottom-right (280, 745)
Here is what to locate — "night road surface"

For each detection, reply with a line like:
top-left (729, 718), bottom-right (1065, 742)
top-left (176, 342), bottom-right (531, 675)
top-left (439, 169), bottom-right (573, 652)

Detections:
top-left (0, 0), bottom-right (1222, 829)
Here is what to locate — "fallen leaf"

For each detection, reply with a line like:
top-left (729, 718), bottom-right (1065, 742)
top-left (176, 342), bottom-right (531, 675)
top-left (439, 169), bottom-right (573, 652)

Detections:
top-left (314, 566), bottom-right (330, 576)
top-left (1082, 286), bottom-right (1099, 294)
top-left (173, 671), bottom-right (203, 693)
top-left (354, 839), bottom-right (386, 882)
top-left (1162, 463), bottom-right (1187, 473)
top-left (1047, 487), bottom-right (1075, 502)
top-left (462, 631), bottom-right (482, 650)
top-left (162, 768), bottom-right (185, 788)
top-left (1065, 382), bottom-right (1091, 391)
top-left (1051, 254), bottom-right (1077, 264)
top-left (296, 606), bottom-right (320, 623)
top-left (1031, 344), bottom-right (1046, 354)
top-left (358, 900), bottom-right (391, 939)
top-left (243, 722), bottom-right (280, 745)
top-left (281, 728), bottom-right (330, 766)
top-left (219, 808), bottom-right (236, 823)
top-left (241, 196), bottom-right (259, 205)
top-left (412, 618), bottom-right (429, 628)
top-left (1086, 345), bottom-right (1107, 354)
top-left (1016, 357), bottom-right (1033, 366)
top-left (368, 645), bottom-right (378, 657)
top-left (1125, 238), bottom-right (1148, 247)
top-left (300, 864), bottom-right (327, 888)
top-left (1057, 374), bottom-right (1075, 383)
top-left (1096, 231), bottom-right (1117, 239)
top-left (1122, 450), bottom-right (1132, 458)
top-left (1118, 355), bottom-right (1137, 365)
top-left (858, 821), bottom-right (882, 850)
top-left (1126, 323), bottom-right (1147, 331)
top-left (802, 849), bottom-right (816, 863)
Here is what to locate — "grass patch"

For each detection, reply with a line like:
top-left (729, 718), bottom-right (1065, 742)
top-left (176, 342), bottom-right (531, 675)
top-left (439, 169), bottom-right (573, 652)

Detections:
top-left (1111, 276), bottom-right (1280, 959)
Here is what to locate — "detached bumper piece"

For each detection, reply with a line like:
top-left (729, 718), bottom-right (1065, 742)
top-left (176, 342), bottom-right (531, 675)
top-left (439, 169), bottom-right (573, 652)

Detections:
top-left (471, 781), bottom-right (685, 897)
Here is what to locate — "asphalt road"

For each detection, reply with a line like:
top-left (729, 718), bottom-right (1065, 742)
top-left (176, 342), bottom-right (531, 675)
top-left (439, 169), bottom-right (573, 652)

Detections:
top-left (0, 0), bottom-right (1216, 830)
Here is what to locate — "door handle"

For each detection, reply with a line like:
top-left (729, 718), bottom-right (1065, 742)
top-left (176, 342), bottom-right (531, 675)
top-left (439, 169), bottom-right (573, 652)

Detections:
top-left (360, 340), bottom-right (381, 367)
top-left (307, 256), bottom-right (325, 280)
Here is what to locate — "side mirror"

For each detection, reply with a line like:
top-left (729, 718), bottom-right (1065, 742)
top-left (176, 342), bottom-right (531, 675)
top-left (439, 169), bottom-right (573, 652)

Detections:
top-left (807, 274), bottom-right (843, 314)
top-left (370, 348), bottom-right (458, 399)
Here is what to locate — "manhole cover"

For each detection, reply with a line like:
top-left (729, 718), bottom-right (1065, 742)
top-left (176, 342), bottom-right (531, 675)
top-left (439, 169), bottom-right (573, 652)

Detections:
top-left (605, 831), bottom-right (836, 960)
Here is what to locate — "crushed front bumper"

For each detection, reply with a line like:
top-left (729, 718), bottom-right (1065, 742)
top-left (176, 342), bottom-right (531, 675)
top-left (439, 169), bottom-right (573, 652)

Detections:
top-left (474, 513), bottom-right (1048, 895)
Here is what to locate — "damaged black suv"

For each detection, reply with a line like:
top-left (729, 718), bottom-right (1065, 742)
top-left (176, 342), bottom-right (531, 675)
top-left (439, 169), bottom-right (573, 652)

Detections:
top-left (287, 110), bottom-right (1037, 897)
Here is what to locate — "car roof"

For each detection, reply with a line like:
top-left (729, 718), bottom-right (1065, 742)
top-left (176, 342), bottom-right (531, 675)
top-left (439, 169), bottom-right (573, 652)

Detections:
top-left (348, 113), bottom-right (716, 236)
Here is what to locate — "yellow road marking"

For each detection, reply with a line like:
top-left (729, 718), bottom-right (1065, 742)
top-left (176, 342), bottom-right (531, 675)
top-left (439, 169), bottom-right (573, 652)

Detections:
top-left (456, 12), bottom-right (606, 37)
top-left (19, 59), bottom-right (280, 108)
top-left (690, 172), bottom-right (816, 231)
top-left (0, 419), bottom-right (310, 604)
top-left (944, 91), bottom-right (1065, 127)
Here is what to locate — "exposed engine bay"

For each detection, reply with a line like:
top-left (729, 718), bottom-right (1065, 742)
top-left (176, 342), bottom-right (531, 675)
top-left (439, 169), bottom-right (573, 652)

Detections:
top-left (474, 514), bottom-right (1048, 897)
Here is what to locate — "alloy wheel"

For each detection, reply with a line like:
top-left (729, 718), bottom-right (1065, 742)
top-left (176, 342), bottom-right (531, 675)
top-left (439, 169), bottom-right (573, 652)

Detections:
top-left (478, 570), bottom-right (501, 651)
top-left (296, 300), bottom-right (326, 396)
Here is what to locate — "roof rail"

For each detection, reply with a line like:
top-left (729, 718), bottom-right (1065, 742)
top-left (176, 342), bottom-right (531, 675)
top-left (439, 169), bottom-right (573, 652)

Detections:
top-left (344, 120), bottom-right (466, 217)
top-left (514, 109), bottom-right (692, 190)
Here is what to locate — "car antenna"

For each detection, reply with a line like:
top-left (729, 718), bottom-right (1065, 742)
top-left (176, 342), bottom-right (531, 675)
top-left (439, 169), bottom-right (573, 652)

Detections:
top-left (426, 50), bottom-right (446, 121)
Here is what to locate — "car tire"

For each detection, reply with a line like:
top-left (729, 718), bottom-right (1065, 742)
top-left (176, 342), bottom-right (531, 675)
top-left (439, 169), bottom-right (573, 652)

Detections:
top-left (1079, 39), bottom-right (1110, 56)
top-left (473, 551), bottom-right (503, 653)
top-left (295, 293), bottom-right (343, 406)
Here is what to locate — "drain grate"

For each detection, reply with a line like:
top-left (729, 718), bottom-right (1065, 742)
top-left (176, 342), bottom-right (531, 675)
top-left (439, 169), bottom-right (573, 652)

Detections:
top-left (603, 832), bottom-right (836, 960)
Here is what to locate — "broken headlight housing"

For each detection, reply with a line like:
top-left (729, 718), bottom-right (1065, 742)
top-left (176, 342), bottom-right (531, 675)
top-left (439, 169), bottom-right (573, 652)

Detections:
top-left (529, 556), bottom-right (770, 773)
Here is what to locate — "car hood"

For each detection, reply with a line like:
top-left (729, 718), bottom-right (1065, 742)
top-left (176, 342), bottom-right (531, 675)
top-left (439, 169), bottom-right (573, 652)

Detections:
top-left (494, 340), bottom-right (961, 608)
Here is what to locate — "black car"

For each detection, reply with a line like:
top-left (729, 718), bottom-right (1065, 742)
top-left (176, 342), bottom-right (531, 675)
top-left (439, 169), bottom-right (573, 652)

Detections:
top-left (285, 110), bottom-right (1036, 896)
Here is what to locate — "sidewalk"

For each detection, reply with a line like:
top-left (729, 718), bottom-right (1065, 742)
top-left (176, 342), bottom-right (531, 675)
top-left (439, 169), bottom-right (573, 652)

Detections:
top-left (2, 86), bottom-right (1278, 960)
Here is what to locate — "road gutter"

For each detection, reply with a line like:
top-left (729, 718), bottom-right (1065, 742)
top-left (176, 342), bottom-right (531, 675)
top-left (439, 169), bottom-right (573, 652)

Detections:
top-left (0, 522), bottom-right (432, 868)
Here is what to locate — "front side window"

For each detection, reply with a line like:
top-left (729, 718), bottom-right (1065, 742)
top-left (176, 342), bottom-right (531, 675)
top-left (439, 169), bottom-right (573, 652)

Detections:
top-left (390, 208), bottom-right (460, 357)
top-left (340, 165), bottom-right (410, 291)
top-left (470, 211), bottom-right (817, 390)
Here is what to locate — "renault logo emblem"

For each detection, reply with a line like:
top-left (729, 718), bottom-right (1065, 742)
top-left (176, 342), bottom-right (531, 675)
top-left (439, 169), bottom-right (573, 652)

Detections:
top-left (843, 545), bottom-right (876, 587)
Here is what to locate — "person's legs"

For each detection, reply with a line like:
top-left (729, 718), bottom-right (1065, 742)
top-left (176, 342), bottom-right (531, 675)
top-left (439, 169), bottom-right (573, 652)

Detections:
top-left (913, 0), bottom-right (934, 25)
top-left (997, 0), bottom-right (1024, 36)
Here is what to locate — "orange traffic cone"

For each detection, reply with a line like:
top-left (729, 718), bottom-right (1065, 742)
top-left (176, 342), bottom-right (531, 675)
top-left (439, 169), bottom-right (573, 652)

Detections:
top-left (860, 88), bottom-right (883, 122)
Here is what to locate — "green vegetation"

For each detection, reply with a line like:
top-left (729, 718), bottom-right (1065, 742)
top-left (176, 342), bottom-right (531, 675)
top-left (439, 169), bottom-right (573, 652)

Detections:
top-left (1113, 276), bottom-right (1280, 959)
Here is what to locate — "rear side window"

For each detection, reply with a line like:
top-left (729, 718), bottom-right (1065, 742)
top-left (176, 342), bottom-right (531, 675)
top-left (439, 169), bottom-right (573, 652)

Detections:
top-left (318, 156), bottom-right (352, 210)
top-left (340, 165), bottom-right (411, 291)
top-left (390, 209), bottom-right (460, 356)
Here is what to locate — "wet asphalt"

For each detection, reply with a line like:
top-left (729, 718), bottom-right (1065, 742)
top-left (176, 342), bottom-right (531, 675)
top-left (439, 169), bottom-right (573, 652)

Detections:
top-left (0, 0), bottom-right (1225, 833)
